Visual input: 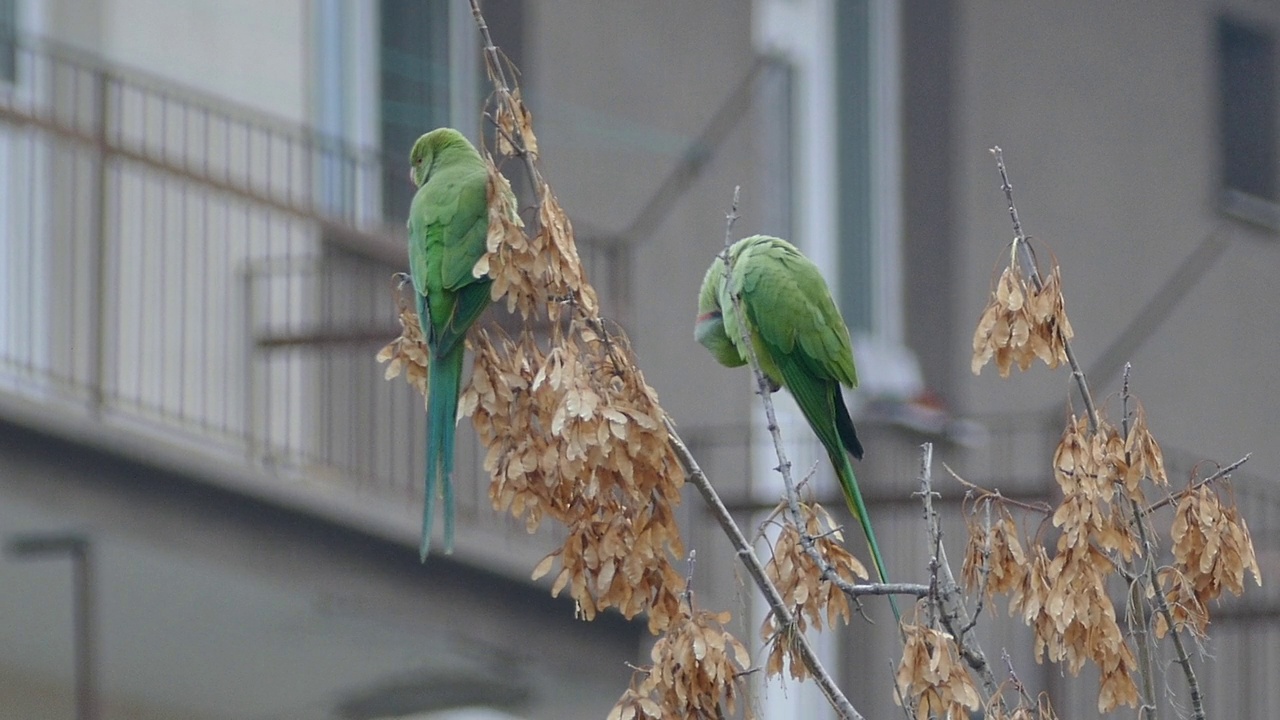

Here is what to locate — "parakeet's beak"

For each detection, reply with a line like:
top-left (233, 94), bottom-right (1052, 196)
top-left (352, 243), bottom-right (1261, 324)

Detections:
top-left (408, 168), bottom-right (416, 185)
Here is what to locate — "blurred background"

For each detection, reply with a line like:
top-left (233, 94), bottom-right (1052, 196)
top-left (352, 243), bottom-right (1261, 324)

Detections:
top-left (0, 1), bottom-right (1278, 718)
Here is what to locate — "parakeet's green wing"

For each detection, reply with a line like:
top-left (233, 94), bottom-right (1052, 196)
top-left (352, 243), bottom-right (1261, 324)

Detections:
top-left (732, 238), bottom-right (857, 389)
top-left (731, 240), bottom-right (858, 464)
top-left (409, 166), bottom-right (492, 356)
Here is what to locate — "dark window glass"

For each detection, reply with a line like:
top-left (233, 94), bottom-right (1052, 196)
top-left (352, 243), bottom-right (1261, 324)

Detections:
top-left (380, 0), bottom-right (452, 221)
top-left (1219, 17), bottom-right (1277, 201)
top-left (836, 0), bottom-right (873, 332)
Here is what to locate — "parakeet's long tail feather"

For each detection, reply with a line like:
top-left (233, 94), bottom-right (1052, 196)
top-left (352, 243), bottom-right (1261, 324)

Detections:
top-left (832, 450), bottom-right (900, 623)
top-left (421, 343), bottom-right (465, 560)
top-left (774, 357), bottom-right (897, 621)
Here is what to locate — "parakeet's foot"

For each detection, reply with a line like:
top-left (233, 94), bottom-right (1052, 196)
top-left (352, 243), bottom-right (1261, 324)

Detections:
top-left (393, 272), bottom-right (412, 288)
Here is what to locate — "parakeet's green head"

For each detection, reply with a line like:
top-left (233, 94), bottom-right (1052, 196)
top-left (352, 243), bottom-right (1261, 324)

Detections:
top-left (409, 127), bottom-right (478, 187)
top-left (694, 254), bottom-right (747, 368)
top-left (696, 257), bottom-right (725, 320)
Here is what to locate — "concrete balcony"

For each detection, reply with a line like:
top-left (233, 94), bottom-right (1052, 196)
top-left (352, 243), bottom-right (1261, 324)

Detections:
top-left (0, 36), bottom-right (638, 720)
top-left (0, 35), bottom-right (635, 577)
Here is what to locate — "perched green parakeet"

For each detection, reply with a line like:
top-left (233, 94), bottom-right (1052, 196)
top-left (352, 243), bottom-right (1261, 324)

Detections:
top-left (407, 127), bottom-right (493, 560)
top-left (695, 234), bottom-right (898, 620)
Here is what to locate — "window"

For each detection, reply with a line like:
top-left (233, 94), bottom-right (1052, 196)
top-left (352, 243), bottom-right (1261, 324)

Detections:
top-left (1219, 16), bottom-right (1280, 228)
top-left (835, 0), bottom-right (902, 341)
top-left (756, 57), bottom-right (795, 240)
top-left (315, 1), bottom-right (520, 225)
top-left (380, 0), bottom-right (453, 222)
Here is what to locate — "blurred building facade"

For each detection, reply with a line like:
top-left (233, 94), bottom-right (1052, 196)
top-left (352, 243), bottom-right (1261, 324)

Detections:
top-left (0, 1), bottom-right (1278, 719)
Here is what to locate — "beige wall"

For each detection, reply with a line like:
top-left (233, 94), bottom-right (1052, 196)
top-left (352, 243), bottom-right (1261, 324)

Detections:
top-left (37, 0), bottom-right (308, 122)
top-left (103, 0), bottom-right (307, 121)
top-left (952, 2), bottom-right (1280, 477)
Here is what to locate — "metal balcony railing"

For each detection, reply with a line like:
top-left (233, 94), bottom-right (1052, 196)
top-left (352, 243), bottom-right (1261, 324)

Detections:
top-left (0, 36), bottom-right (620, 560)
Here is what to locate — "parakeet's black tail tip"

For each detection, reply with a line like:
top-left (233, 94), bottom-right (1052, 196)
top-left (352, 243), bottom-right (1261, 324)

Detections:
top-left (846, 424), bottom-right (864, 460)
top-left (834, 391), bottom-right (864, 460)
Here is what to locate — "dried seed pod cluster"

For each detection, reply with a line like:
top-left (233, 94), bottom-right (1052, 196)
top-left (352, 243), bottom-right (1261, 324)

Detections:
top-left (894, 624), bottom-right (982, 720)
top-left (609, 603), bottom-right (752, 720)
top-left (376, 292), bottom-right (430, 400)
top-left (960, 237), bottom-right (1261, 715)
top-left (959, 403), bottom-right (1260, 713)
top-left (971, 248), bottom-right (1073, 377)
top-left (961, 410), bottom-right (1154, 712)
top-left (473, 170), bottom-right (598, 322)
top-left (961, 506), bottom-right (1026, 600)
top-left (1157, 484), bottom-right (1262, 638)
top-left (761, 502), bottom-right (867, 680)
top-left (985, 693), bottom-right (1061, 720)
top-left (463, 325), bottom-right (687, 632)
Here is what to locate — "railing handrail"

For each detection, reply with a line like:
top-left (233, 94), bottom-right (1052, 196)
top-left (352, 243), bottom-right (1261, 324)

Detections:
top-left (9, 33), bottom-right (384, 164)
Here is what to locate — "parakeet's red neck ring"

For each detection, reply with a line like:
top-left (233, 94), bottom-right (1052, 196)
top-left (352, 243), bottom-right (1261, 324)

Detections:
top-left (697, 310), bottom-right (722, 323)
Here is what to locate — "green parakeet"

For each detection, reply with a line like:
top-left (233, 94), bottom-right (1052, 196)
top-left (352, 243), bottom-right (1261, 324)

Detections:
top-left (695, 234), bottom-right (898, 620)
top-left (407, 127), bottom-right (493, 560)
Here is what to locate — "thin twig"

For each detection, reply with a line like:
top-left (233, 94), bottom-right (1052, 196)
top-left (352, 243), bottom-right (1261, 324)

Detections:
top-left (1142, 454), bottom-right (1252, 515)
top-left (721, 186), bottom-right (741, 248)
top-left (917, 444), bottom-right (1003, 705)
top-left (1122, 365), bottom-right (1160, 720)
top-left (682, 550), bottom-right (697, 606)
top-left (990, 146), bottom-right (1100, 431)
top-left (1000, 650), bottom-right (1038, 707)
top-left (664, 417), bottom-right (862, 720)
top-left (471, 0), bottom-right (545, 230)
top-left (719, 195), bottom-right (847, 590)
top-left (1136, 488), bottom-right (1204, 720)
top-left (960, 501), bottom-right (993, 635)
top-left (943, 463), bottom-right (1055, 515)
top-left (1121, 363), bottom-right (1198, 717)
top-left (721, 231), bottom-right (817, 568)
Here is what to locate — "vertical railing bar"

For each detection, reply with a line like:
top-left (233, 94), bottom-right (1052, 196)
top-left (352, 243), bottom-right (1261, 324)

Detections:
top-left (222, 113), bottom-right (231, 187)
top-left (60, 61), bottom-right (79, 389)
top-left (365, 269), bottom-right (378, 484)
top-left (107, 73), bottom-right (123, 407)
top-left (135, 91), bottom-right (148, 409)
top-left (23, 76), bottom-right (37, 378)
top-left (199, 191), bottom-right (210, 434)
top-left (242, 206), bottom-right (255, 460)
top-left (156, 92), bottom-right (169, 419)
top-left (178, 102), bottom-right (189, 423)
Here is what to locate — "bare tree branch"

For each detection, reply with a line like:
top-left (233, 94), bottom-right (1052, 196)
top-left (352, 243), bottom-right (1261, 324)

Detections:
top-left (990, 150), bottom-right (1211, 719)
top-left (664, 417), bottom-right (863, 720)
top-left (991, 145), bottom-right (1100, 431)
top-left (916, 443), bottom-right (1002, 704)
